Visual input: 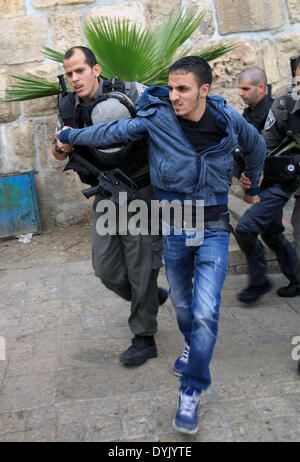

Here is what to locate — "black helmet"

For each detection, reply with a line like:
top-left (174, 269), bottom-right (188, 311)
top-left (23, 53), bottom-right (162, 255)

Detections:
top-left (90, 91), bottom-right (136, 166)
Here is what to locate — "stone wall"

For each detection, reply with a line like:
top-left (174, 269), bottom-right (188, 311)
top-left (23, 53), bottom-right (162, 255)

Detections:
top-left (0, 0), bottom-right (300, 229)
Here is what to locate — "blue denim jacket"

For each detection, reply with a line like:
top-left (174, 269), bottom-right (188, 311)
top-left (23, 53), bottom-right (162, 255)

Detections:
top-left (62, 86), bottom-right (266, 205)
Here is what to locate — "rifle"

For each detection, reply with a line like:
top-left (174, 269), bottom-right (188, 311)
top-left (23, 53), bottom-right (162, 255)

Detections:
top-left (288, 56), bottom-right (298, 95)
top-left (70, 151), bottom-right (164, 234)
top-left (233, 147), bottom-right (245, 180)
top-left (70, 151), bottom-right (138, 205)
top-left (267, 83), bottom-right (272, 99)
top-left (58, 74), bottom-right (69, 98)
top-left (290, 56), bottom-right (298, 79)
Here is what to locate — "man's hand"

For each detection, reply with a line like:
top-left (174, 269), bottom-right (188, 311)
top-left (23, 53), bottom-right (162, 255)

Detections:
top-left (240, 172), bottom-right (252, 191)
top-left (55, 126), bottom-right (73, 153)
top-left (240, 171), bottom-right (264, 190)
top-left (243, 192), bottom-right (260, 204)
top-left (240, 172), bottom-right (262, 204)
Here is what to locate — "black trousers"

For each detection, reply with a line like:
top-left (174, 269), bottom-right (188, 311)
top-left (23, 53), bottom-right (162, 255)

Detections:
top-left (235, 183), bottom-right (298, 286)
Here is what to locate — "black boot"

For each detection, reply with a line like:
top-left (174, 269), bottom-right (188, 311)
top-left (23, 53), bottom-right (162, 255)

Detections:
top-left (277, 283), bottom-right (300, 297)
top-left (158, 287), bottom-right (168, 306)
top-left (238, 279), bottom-right (272, 303)
top-left (120, 336), bottom-right (157, 366)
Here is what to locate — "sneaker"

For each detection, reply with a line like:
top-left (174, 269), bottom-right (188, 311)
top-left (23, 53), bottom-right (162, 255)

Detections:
top-left (238, 279), bottom-right (272, 303)
top-left (277, 283), bottom-right (300, 297)
top-left (173, 386), bottom-right (201, 435)
top-left (173, 343), bottom-right (190, 377)
top-left (158, 287), bottom-right (168, 306)
top-left (120, 336), bottom-right (157, 366)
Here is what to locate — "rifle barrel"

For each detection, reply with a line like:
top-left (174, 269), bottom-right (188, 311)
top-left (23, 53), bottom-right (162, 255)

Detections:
top-left (58, 74), bottom-right (68, 97)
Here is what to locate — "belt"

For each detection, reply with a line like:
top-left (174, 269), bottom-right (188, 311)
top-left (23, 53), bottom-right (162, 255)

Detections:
top-left (205, 217), bottom-right (233, 233)
top-left (170, 213), bottom-right (232, 232)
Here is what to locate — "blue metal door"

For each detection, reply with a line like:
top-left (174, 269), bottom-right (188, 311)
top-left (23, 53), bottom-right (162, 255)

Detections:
top-left (0, 170), bottom-right (40, 238)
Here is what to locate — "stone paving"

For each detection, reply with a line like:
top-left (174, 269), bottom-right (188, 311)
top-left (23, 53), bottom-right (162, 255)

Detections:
top-left (0, 256), bottom-right (299, 443)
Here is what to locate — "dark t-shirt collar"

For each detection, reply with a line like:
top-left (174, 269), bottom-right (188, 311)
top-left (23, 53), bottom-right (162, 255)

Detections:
top-left (74, 78), bottom-right (103, 107)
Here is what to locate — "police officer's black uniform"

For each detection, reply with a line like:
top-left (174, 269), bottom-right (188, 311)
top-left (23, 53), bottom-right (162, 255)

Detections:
top-left (234, 94), bottom-right (274, 179)
top-left (242, 94), bottom-right (274, 132)
top-left (235, 93), bottom-right (300, 302)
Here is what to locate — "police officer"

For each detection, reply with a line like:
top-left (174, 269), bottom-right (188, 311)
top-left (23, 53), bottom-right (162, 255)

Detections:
top-left (290, 57), bottom-right (300, 293)
top-left (236, 60), bottom-right (300, 303)
top-left (286, 56), bottom-right (300, 374)
top-left (234, 67), bottom-right (273, 180)
top-left (53, 46), bottom-right (167, 367)
top-left (238, 66), bottom-right (274, 132)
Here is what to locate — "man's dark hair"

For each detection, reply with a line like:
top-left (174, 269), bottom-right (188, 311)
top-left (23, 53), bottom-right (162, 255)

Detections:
top-left (238, 66), bottom-right (267, 88)
top-left (63, 46), bottom-right (97, 68)
top-left (169, 56), bottom-right (213, 87)
top-left (296, 55), bottom-right (300, 70)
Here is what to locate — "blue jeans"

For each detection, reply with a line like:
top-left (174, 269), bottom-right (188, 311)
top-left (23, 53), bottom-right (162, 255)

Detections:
top-left (163, 227), bottom-right (230, 391)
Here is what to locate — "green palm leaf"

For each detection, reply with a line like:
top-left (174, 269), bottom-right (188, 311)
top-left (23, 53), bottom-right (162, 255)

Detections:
top-left (154, 8), bottom-right (205, 59)
top-left (84, 16), bottom-right (160, 83)
top-left (42, 47), bottom-right (64, 64)
top-left (3, 8), bottom-right (236, 101)
top-left (3, 75), bottom-right (62, 101)
top-left (194, 43), bottom-right (236, 62)
top-left (149, 9), bottom-right (235, 86)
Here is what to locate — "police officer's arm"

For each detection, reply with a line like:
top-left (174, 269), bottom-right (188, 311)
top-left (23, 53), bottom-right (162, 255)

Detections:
top-left (240, 170), bottom-right (263, 191)
top-left (240, 99), bottom-right (286, 192)
top-left (230, 108), bottom-right (266, 198)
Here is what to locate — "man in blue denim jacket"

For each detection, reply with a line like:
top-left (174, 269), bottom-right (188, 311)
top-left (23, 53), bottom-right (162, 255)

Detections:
top-left (58, 56), bottom-right (265, 435)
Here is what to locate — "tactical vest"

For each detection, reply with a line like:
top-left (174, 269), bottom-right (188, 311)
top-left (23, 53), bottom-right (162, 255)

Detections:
top-left (263, 94), bottom-right (300, 192)
top-left (276, 94), bottom-right (300, 141)
top-left (58, 79), bottom-right (149, 187)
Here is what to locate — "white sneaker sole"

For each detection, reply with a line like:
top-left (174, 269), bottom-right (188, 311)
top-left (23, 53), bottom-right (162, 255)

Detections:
top-left (173, 368), bottom-right (183, 377)
top-left (172, 418), bottom-right (198, 435)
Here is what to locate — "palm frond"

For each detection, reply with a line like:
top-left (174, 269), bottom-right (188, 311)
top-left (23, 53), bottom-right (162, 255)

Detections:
top-left (42, 47), bottom-right (64, 64)
top-left (196, 43), bottom-right (236, 62)
top-left (3, 75), bottom-right (62, 101)
top-left (3, 9), bottom-right (237, 102)
top-left (85, 16), bottom-right (160, 82)
top-left (153, 7), bottom-right (205, 60)
top-left (135, 8), bottom-right (235, 86)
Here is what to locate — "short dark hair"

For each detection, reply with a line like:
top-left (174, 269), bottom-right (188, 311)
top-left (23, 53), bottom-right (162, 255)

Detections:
top-left (63, 46), bottom-right (97, 68)
top-left (296, 55), bottom-right (300, 70)
top-left (238, 67), bottom-right (267, 87)
top-left (168, 56), bottom-right (212, 87)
